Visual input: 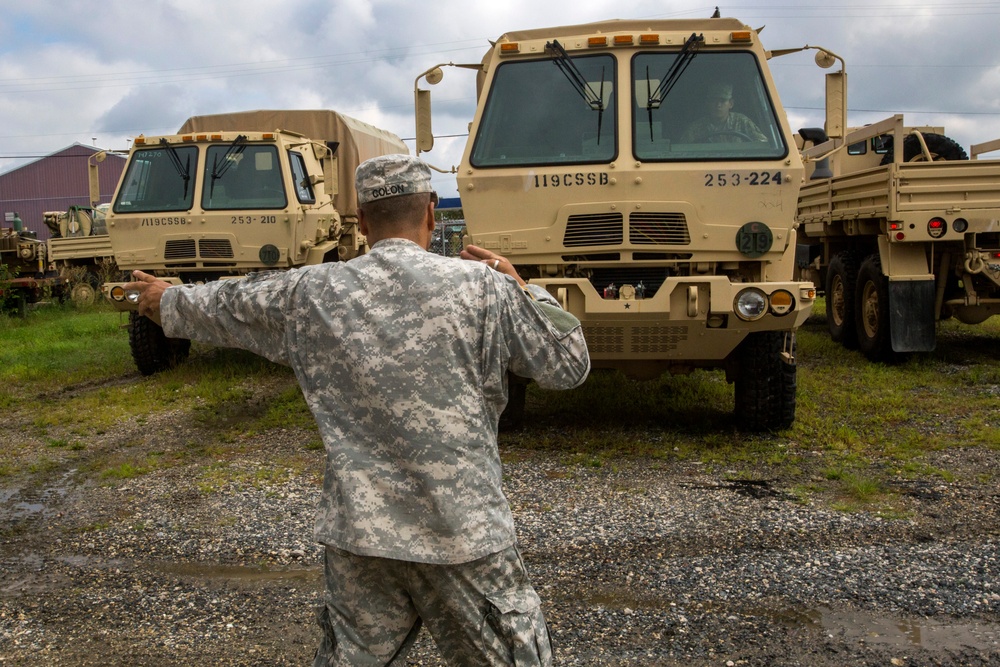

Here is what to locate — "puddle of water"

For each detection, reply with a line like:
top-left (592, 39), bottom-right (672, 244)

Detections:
top-left (797, 605), bottom-right (1000, 653)
top-left (1, 470), bottom-right (76, 521)
top-left (580, 587), bottom-right (1000, 654)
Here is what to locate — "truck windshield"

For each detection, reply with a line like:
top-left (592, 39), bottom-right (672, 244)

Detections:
top-left (632, 51), bottom-right (786, 161)
top-left (470, 54), bottom-right (617, 167)
top-left (114, 146), bottom-right (198, 213)
top-left (202, 145), bottom-right (287, 210)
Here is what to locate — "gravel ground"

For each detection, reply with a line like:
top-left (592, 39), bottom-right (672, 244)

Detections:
top-left (3, 395), bottom-right (1000, 665)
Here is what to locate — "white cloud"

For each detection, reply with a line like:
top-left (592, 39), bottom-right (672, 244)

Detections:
top-left (1, 0), bottom-right (999, 195)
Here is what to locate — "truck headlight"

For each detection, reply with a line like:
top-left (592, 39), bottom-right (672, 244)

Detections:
top-left (734, 288), bottom-right (768, 321)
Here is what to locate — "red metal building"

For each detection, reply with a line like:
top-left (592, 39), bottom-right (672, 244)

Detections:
top-left (0, 144), bottom-right (126, 241)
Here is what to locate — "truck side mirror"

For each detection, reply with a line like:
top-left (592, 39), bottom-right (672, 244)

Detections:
top-left (415, 67), bottom-right (443, 155)
top-left (415, 89), bottom-right (434, 154)
top-left (824, 71), bottom-right (846, 140)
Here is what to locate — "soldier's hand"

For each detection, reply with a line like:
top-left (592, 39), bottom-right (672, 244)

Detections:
top-left (461, 244), bottom-right (526, 287)
top-left (124, 270), bottom-right (170, 325)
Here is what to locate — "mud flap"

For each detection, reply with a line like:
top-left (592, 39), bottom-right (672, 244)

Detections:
top-left (889, 279), bottom-right (936, 352)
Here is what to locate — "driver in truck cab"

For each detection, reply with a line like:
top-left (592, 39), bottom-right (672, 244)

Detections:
top-left (681, 82), bottom-right (767, 143)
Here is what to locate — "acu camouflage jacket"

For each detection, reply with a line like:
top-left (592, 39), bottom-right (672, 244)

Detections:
top-left (161, 238), bottom-right (590, 564)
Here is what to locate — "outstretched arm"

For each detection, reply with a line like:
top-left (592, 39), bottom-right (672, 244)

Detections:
top-left (124, 270), bottom-right (172, 325)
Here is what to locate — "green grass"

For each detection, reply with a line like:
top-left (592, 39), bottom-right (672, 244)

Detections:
top-left (0, 305), bottom-right (133, 403)
top-left (2, 302), bottom-right (999, 512)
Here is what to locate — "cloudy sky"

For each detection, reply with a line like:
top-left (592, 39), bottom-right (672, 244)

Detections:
top-left (1, 0), bottom-right (998, 198)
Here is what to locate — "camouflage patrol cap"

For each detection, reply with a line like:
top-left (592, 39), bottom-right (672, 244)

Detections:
top-left (355, 154), bottom-right (433, 205)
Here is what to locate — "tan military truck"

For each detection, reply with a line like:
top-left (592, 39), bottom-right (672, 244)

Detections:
top-left (44, 204), bottom-right (115, 306)
top-left (415, 17), bottom-right (819, 430)
top-left (797, 94), bottom-right (1000, 361)
top-left (0, 214), bottom-right (65, 314)
top-left (102, 109), bottom-right (407, 374)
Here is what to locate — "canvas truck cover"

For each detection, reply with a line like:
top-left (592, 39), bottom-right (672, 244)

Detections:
top-left (177, 109), bottom-right (408, 213)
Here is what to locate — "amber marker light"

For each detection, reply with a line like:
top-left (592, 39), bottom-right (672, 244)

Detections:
top-left (639, 34), bottom-right (660, 44)
top-left (588, 36), bottom-right (608, 47)
top-left (614, 35), bottom-right (633, 46)
top-left (499, 42), bottom-right (520, 55)
top-left (730, 30), bottom-right (753, 42)
top-left (769, 289), bottom-right (795, 316)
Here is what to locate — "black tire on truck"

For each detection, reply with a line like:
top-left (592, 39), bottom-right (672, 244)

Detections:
top-left (733, 331), bottom-right (796, 432)
top-left (129, 311), bottom-right (191, 376)
top-left (879, 133), bottom-right (968, 165)
top-left (826, 251), bottom-right (859, 349)
top-left (855, 253), bottom-right (905, 363)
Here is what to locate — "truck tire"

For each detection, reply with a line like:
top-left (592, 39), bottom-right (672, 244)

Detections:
top-left (880, 133), bottom-right (968, 165)
top-left (70, 282), bottom-right (97, 307)
top-left (733, 331), bottom-right (796, 432)
top-left (826, 251), bottom-right (859, 349)
top-left (129, 311), bottom-right (191, 376)
top-left (855, 254), bottom-right (901, 362)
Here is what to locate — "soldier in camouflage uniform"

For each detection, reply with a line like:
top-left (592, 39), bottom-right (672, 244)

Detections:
top-left (125, 153), bottom-right (591, 666)
top-left (681, 81), bottom-right (768, 143)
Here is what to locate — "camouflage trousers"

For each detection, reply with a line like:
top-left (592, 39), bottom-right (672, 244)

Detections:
top-left (311, 544), bottom-right (552, 666)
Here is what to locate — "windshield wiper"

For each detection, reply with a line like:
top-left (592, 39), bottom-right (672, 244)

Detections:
top-left (544, 40), bottom-right (607, 143)
top-left (158, 138), bottom-right (191, 199)
top-left (645, 32), bottom-right (704, 140)
top-left (209, 135), bottom-right (248, 197)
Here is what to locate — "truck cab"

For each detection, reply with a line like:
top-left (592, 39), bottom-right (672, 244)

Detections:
top-left (417, 18), bottom-right (816, 430)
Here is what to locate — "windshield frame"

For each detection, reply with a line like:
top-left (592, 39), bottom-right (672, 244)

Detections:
top-left (201, 144), bottom-right (288, 211)
top-left (469, 53), bottom-right (619, 168)
top-left (630, 50), bottom-right (788, 163)
top-left (113, 145), bottom-right (198, 214)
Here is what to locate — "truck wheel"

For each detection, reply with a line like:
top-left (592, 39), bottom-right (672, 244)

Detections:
top-left (499, 375), bottom-right (528, 432)
top-left (129, 311), bottom-right (191, 376)
top-left (855, 254), bottom-right (900, 362)
top-left (733, 331), bottom-right (796, 432)
top-left (826, 252), bottom-right (859, 349)
top-left (70, 282), bottom-right (97, 307)
top-left (880, 133), bottom-right (968, 164)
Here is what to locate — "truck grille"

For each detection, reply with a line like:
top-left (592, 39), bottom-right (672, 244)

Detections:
top-left (582, 324), bottom-right (689, 354)
top-left (563, 211), bottom-right (690, 248)
top-left (629, 212), bottom-right (690, 245)
top-left (199, 239), bottom-right (235, 258)
top-left (163, 239), bottom-right (235, 260)
top-left (631, 325), bottom-right (688, 353)
top-left (164, 239), bottom-right (196, 260)
top-left (564, 213), bottom-right (623, 247)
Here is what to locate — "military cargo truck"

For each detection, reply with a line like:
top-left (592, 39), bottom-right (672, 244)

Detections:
top-left (414, 17), bottom-right (819, 430)
top-left (797, 95), bottom-right (1000, 361)
top-left (102, 110), bottom-right (407, 374)
top-left (0, 215), bottom-right (65, 314)
top-left (44, 204), bottom-right (114, 306)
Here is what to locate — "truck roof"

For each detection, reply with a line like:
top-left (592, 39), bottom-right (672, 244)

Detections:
top-left (176, 109), bottom-right (408, 213)
top-left (496, 17), bottom-right (750, 42)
